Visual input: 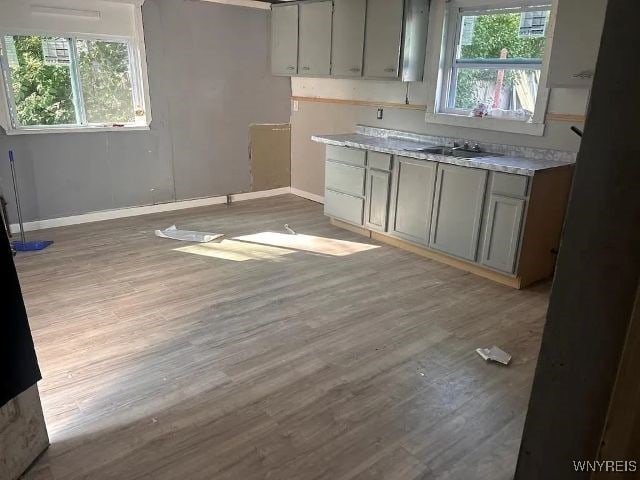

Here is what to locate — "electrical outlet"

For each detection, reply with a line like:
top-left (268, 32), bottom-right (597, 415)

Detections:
top-left (292, 100), bottom-right (299, 112)
top-left (377, 108), bottom-right (384, 120)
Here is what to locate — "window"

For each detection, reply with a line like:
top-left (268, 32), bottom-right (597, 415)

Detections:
top-left (439, 2), bottom-right (551, 123)
top-left (0, 34), bottom-right (147, 131)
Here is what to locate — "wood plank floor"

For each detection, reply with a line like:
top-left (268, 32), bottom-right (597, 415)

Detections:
top-left (16, 195), bottom-right (550, 480)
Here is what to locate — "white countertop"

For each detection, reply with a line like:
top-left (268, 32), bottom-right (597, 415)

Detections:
top-left (311, 133), bottom-right (575, 176)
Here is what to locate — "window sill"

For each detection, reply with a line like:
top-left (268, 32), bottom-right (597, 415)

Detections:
top-left (425, 112), bottom-right (545, 136)
top-left (4, 125), bottom-right (151, 136)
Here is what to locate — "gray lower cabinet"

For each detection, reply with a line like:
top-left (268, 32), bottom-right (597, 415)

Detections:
top-left (326, 145), bottom-right (366, 167)
top-left (298, 1), bottom-right (332, 75)
top-left (388, 157), bottom-right (437, 245)
top-left (324, 189), bottom-right (364, 225)
top-left (364, 169), bottom-right (391, 231)
top-left (363, 0), bottom-right (404, 78)
top-left (429, 164), bottom-right (488, 261)
top-left (331, 0), bottom-right (366, 77)
top-left (325, 160), bottom-right (366, 196)
top-left (324, 147), bottom-right (366, 226)
top-left (480, 194), bottom-right (525, 273)
top-left (271, 4), bottom-right (299, 75)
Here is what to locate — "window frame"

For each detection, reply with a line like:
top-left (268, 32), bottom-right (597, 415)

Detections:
top-left (426, 0), bottom-right (555, 136)
top-left (0, 31), bottom-right (149, 134)
top-left (442, 4), bottom-right (550, 115)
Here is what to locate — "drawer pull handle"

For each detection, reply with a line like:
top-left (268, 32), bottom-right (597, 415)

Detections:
top-left (349, 67), bottom-right (361, 72)
top-left (302, 66), bottom-right (311, 71)
top-left (287, 66), bottom-right (295, 70)
top-left (384, 67), bottom-right (396, 73)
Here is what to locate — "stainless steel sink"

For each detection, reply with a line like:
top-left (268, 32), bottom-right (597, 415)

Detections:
top-left (412, 146), bottom-right (499, 158)
top-left (447, 149), bottom-right (498, 159)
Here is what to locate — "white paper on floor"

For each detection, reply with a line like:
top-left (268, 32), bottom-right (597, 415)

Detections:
top-left (154, 225), bottom-right (224, 243)
top-left (476, 346), bottom-right (512, 366)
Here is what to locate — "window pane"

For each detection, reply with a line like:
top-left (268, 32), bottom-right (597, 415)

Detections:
top-left (457, 11), bottom-right (549, 61)
top-left (4, 35), bottom-right (78, 126)
top-left (451, 68), bottom-right (540, 114)
top-left (76, 39), bottom-right (136, 124)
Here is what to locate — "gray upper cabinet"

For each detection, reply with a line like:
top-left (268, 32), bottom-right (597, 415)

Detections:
top-left (547, 0), bottom-right (607, 88)
top-left (331, 0), bottom-right (366, 77)
top-left (271, 4), bottom-right (299, 76)
top-left (298, 1), bottom-right (333, 76)
top-left (363, 0), bottom-right (404, 79)
top-left (388, 157), bottom-right (437, 245)
top-left (365, 168), bottom-right (391, 232)
top-left (481, 194), bottom-right (525, 274)
top-left (429, 164), bottom-right (488, 261)
top-left (272, 0), bottom-right (428, 79)
top-left (363, 0), bottom-right (429, 81)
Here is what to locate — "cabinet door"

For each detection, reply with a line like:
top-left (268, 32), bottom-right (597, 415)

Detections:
top-left (547, 0), bottom-right (607, 88)
top-left (298, 1), bottom-right (333, 76)
top-left (388, 157), bottom-right (437, 245)
top-left (481, 195), bottom-right (525, 274)
top-left (363, 0), bottom-right (404, 78)
top-left (271, 5), bottom-right (299, 76)
top-left (429, 164), bottom-right (488, 261)
top-left (365, 169), bottom-right (391, 231)
top-left (332, 0), bottom-right (366, 77)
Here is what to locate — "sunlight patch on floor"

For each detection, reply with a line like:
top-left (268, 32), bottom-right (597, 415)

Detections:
top-left (234, 232), bottom-right (379, 257)
top-left (174, 239), bottom-right (293, 262)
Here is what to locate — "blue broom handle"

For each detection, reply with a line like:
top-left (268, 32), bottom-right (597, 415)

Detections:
top-left (8, 150), bottom-right (26, 243)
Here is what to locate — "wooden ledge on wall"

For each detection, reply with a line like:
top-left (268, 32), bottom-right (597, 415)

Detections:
top-left (291, 96), bottom-right (586, 123)
top-left (291, 96), bottom-right (427, 111)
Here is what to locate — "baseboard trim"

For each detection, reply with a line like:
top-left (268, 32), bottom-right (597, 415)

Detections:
top-left (290, 188), bottom-right (324, 204)
top-left (369, 231), bottom-right (522, 289)
top-left (9, 187), bottom-right (292, 233)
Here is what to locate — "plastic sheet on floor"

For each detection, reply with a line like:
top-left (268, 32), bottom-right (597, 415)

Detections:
top-left (154, 225), bottom-right (223, 243)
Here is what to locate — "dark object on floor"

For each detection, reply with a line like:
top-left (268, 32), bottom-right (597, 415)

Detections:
top-left (0, 218), bottom-right (42, 408)
top-left (570, 126), bottom-right (583, 137)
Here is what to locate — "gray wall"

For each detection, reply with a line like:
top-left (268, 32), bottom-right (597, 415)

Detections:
top-left (0, 0), bottom-right (291, 223)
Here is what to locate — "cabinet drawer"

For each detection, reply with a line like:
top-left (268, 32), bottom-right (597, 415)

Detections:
top-left (326, 145), bottom-right (366, 167)
top-left (324, 189), bottom-right (364, 225)
top-left (490, 172), bottom-right (529, 197)
top-left (325, 160), bottom-right (366, 196)
top-left (368, 152), bottom-right (392, 171)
